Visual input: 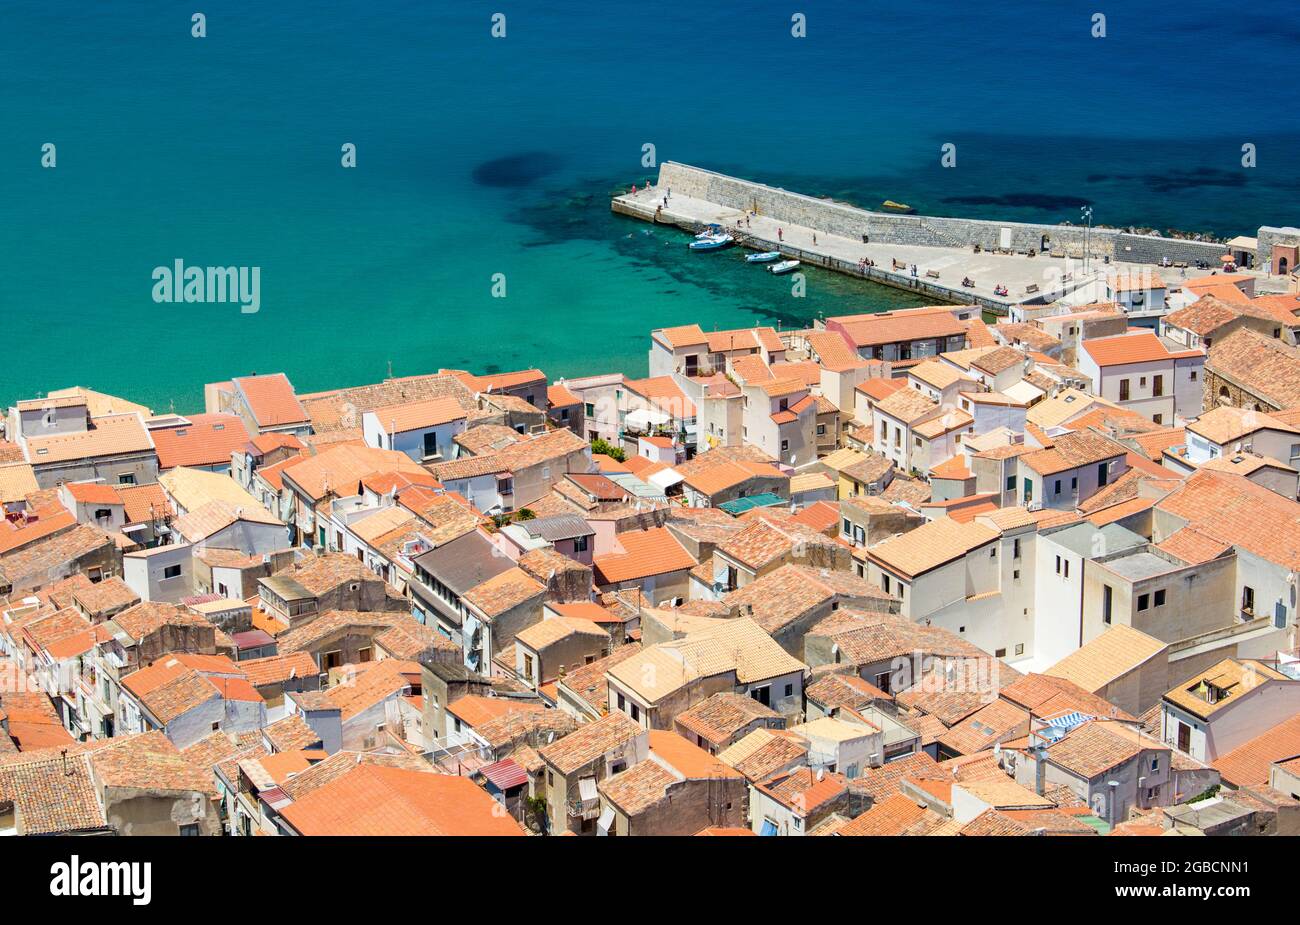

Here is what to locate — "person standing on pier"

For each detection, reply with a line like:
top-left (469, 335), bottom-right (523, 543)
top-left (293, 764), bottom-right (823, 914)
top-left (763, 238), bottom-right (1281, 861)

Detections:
top-left (778, 227), bottom-right (783, 242)
top-left (813, 233), bottom-right (817, 245)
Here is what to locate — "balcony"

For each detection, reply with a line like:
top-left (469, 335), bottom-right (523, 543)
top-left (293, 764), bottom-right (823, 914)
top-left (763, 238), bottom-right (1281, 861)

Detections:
top-left (568, 797), bottom-right (601, 820)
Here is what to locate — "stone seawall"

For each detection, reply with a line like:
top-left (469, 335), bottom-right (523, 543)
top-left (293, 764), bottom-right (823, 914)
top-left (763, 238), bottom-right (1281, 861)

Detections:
top-left (656, 162), bottom-right (1234, 267)
top-left (1113, 233), bottom-right (1232, 267)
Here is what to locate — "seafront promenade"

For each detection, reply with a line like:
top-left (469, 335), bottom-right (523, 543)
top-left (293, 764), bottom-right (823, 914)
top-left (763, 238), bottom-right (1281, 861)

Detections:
top-left (611, 163), bottom-right (1276, 314)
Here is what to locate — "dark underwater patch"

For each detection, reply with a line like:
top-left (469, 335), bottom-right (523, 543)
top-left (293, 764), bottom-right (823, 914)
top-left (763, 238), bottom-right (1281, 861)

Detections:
top-left (1085, 168), bottom-right (1247, 193)
top-left (472, 152), bottom-right (563, 188)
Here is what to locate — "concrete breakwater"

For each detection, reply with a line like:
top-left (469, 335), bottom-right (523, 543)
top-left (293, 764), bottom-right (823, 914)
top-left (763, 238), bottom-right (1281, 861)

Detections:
top-left (611, 162), bottom-right (1258, 314)
top-left (612, 193), bottom-right (1004, 310)
top-left (650, 162), bottom-right (1237, 267)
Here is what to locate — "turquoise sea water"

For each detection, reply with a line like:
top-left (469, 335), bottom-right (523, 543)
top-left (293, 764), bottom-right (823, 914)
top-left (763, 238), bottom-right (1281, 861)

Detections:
top-left (2, 1), bottom-right (1298, 412)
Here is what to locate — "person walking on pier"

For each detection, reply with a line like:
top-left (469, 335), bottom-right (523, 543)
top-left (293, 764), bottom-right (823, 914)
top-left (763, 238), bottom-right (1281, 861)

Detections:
top-left (812, 233), bottom-right (817, 246)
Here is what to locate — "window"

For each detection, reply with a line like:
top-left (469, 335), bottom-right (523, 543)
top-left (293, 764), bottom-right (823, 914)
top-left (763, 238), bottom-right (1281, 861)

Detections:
top-left (816, 424), bottom-right (826, 436)
top-left (1097, 462), bottom-right (1108, 487)
top-left (1152, 375), bottom-right (1163, 397)
top-left (1063, 560), bottom-right (1069, 578)
top-left (630, 703), bottom-right (640, 721)
top-left (1152, 413), bottom-right (1162, 425)
top-left (585, 402), bottom-right (595, 417)
top-left (874, 671), bottom-right (892, 694)
top-left (1190, 370), bottom-right (1198, 381)
top-left (989, 547), bottom-right (997, 558)
top-left (1013, 569), bottom-right (1020, 580)
top-left (1138, 593), bottom-right (1150, 611)
top-left (358, 646), bottom-right (373, 663)
top-left (780, 439), bottom-right (789, 452)
top-left (750, 685), bottom-right (771, 707)
top-left (616, 692), bottom-right (625, 710)
top-left (573, 534), bottom-right (588, 553)
top-left (1013, 538), bottom-right (1021, 559)
top-left (882, 574), bottom-right (890, 594)
top-left (163, 564), bottom-right (182, 580)
top-left (1150, 756), bottom-right (1159, 773)
top-left (1154, 589), bottom-right (1165, 607)
top-left (1054, 479), bottom-right (1062, 495)
top-left (842, 518), bottom-right (852, 536)
top-left (1103, 584), bottom-right (1113, 624)
top-left (1071, 476), bottom-right (1077, 491)
top-left (897, 584), bottom-right (905, 599)
top-left (784, 683), bottom-right (793, 698)
top-left (1015, 643), bottom-right (1024, 656)
top-left (995, 648), bottom-right (1006, 658)
top-left (1006, 474), bottom-right (1016, 492)
top-left (118, 473), bottom-right (136, 485)
top-left (1055, 555), bottom-right (1062, 575)
top-left (1242, 585), bottom-right (1255, 615)
top-left (1119, 379), bottom-right (1130, 401)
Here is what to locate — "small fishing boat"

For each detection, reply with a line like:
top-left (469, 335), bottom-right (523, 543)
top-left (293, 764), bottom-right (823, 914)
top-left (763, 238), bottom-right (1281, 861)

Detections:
top-left (689, 234), bottom-right (734, 251)
top-left (882, 200), bottom-right (915, 214)
top-left (747, 251), bottom-right (781, 263)
top-left (768, 259), bottom-right (801, 275)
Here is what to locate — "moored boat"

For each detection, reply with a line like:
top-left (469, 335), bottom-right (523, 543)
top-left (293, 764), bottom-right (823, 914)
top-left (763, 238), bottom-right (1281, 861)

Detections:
top-left (747, 251), bottom-right (781, 263)
top-left (768, 259), bottom-right (801, 275)
top-left (689, 234), bottom-right (734, 251)
top-left (882, 200), bottom-right (915, 214)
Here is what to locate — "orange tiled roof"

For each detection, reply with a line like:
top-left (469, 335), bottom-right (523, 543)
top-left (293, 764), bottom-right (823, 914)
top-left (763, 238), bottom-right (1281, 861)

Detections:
top-left (594, 527), bottom-right (696, 584)
top-left (278, 763), bottom-right (525, 835)
top-left (1082, 331), bottom-right (1201, 366)
top-left (233, 374), bottom-right (309, 427)
top-left (151, 414), bottom-right (250, 469)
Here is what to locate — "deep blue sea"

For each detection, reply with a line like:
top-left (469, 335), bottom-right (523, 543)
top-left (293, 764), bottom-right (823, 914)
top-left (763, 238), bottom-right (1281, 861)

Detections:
top-left (2, 1), bottom-right (1298, 412)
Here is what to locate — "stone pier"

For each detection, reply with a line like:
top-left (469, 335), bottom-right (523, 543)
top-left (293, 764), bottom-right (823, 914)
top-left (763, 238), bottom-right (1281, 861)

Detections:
top-left (611, 162), bottom-right (1254, 314)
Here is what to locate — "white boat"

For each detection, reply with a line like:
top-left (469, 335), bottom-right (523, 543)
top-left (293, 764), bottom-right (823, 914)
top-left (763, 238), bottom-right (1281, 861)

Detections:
top-left (689, 234), bottom-right (734, 251)
top-left (747, 251), bottom-right (781, 263)
top-left (694, 224), bottom-right (724, 239)
top-left (768, 259), bottom-right (801, 275)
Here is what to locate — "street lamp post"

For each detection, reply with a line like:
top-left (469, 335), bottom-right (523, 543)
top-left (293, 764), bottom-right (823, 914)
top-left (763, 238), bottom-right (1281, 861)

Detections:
top-left (1080, 206), bottom-right (1094, 276)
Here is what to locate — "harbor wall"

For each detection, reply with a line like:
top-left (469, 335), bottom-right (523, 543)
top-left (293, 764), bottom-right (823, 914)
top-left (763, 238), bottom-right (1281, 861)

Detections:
top-left (610, 196), bottom-right (1015, 312)
top-left (656, 162), bottom-right (1234, 267)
